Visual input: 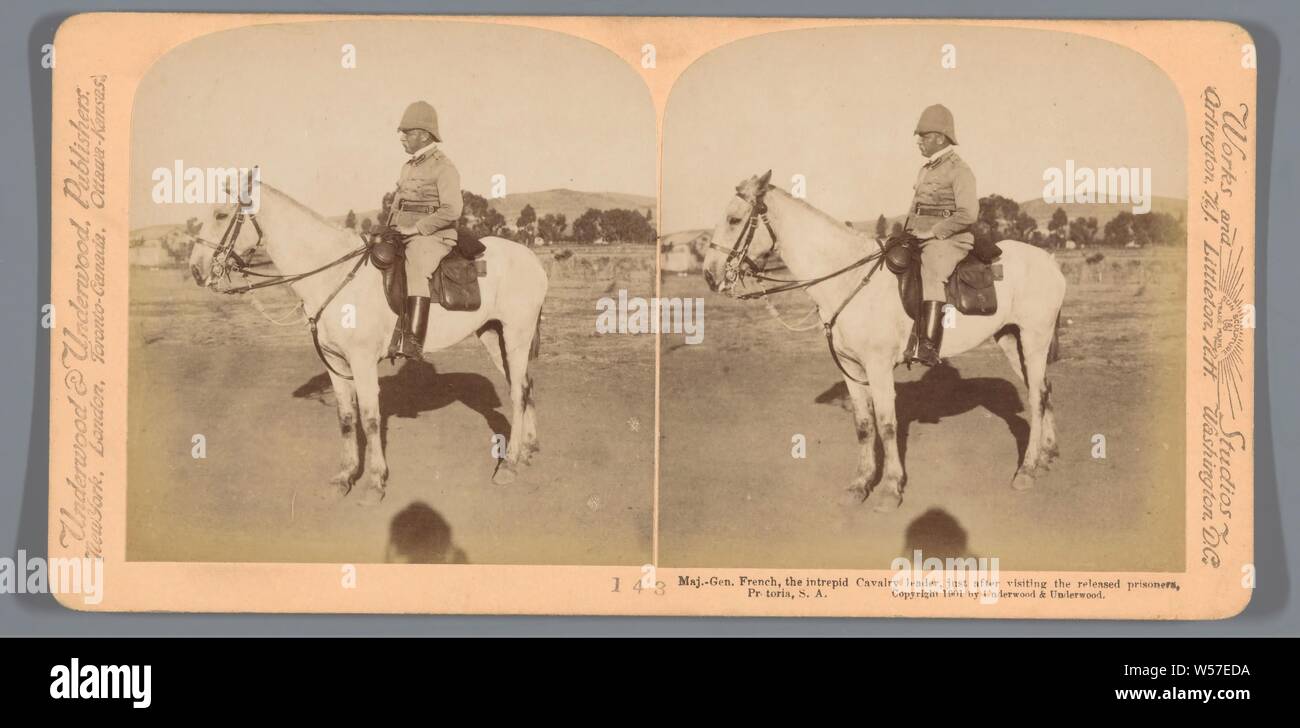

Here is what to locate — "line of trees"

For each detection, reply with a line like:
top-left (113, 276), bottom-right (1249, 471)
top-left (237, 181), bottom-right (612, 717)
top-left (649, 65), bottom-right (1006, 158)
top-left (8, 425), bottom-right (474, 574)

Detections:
top-left (974, 194), bottom-right (1040, 246)
top-left (864, 196), bottom-right (1186, 249)
top-left (570, 207), bottom-right (656, 244)
top-left (1097, 211), bottom-right (1185, 248)
top-left (348, 193), bottom-right (654, 246)
top-left (972, 195), bottom-right (1186, 250)
top-left (514, 204), bottom-right (568, 245)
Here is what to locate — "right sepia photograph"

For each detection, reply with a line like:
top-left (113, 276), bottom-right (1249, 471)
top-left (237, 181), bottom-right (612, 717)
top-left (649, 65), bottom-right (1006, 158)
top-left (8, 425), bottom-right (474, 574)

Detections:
top-left (658, 25), bottom-right (1188, 571)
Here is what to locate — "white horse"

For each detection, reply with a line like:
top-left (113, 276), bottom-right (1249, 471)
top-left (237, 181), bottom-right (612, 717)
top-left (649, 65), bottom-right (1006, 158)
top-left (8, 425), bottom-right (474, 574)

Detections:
top-left (189, 182), bottom-right (548, 505)
top-left (703, 171), bottom-right (1067, 511)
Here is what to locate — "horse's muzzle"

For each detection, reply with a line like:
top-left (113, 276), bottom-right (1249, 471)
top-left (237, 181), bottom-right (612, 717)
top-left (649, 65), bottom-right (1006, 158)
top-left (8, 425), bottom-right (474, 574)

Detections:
top-left (703, 268), bottom-right (718, 292)
top-left (190, 264), bottom-right (205, 286)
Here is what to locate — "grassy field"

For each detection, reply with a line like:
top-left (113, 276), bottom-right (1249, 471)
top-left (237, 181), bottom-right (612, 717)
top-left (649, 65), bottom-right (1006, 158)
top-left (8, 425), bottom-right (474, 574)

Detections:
top-left (126, 241), bottom-right (658, 565)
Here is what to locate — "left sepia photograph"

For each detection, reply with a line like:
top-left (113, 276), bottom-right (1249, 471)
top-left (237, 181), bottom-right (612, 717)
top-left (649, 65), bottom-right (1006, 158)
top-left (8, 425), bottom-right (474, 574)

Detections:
top-left (125, 20), bottom-right (658, 565)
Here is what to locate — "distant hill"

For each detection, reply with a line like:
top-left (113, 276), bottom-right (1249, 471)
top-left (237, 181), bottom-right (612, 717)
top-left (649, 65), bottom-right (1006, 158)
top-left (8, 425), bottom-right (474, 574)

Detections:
top-left (850, 195), bottom-right (1186, 233)
top-left (1017, 195), bottom-right (1185, 226)
top-left (488, 189), bottom-right (654, 224)
top-left (326, 188), bottom-right (655, 229)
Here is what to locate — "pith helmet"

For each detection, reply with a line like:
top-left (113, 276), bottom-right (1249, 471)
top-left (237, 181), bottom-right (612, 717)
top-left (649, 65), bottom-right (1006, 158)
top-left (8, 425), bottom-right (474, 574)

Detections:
top-left (914, 104), bottom-right (957, 145)
top-left (398, 101), bottom-right (441, 142)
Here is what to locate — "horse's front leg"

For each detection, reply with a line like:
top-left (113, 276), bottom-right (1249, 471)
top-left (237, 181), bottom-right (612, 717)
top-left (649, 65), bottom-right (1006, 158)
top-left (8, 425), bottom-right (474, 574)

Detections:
top-left (316, 372), bottom-right (362, 501)
top-left (865, 359), bottom-right (905, 512)
top-left (839, 379), bottom-right (879, 505)
top-left (351, 358), bottom-right (388, 506)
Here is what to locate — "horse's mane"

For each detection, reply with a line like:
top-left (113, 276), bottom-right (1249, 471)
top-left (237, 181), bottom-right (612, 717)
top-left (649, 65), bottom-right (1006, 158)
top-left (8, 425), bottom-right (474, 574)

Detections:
top-left (258, 183), bottom-right (348, 231)
top-left (765, 186), bottom-right (871, 241)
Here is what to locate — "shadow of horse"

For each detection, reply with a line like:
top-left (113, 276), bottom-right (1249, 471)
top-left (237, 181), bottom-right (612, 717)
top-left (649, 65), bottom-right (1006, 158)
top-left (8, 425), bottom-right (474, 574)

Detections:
top-left (293, 360), bottom-right (510, 451)
top-left (815, 363), bottom-right (1029, 466)
top-left (385, 501), bottom-right (469, 564)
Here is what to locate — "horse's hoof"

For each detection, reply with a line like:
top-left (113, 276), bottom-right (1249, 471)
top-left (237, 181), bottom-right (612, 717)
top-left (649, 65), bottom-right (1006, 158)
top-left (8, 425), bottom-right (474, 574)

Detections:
top-left (313, 478), bottom-right (351, 503)
top-left (355, 484), bottom-right (386, 506)
top-left (1011, 470), bottom-right (1036, 491)
top-left (837, 486), bottom-right (869, 506)
top-left (520, 443), bottom-right (540, 466)
top-left (872, 486), bottom-right (903, 513)
top-left (492, 464), bottom-right (517, 486)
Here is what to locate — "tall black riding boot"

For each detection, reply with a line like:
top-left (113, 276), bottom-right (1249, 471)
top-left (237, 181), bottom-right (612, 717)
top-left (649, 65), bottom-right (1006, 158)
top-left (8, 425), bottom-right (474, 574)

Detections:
top-left (399, 296), bottom-right (431, 361)
top-left (913, 300), bottom-right (946, 367)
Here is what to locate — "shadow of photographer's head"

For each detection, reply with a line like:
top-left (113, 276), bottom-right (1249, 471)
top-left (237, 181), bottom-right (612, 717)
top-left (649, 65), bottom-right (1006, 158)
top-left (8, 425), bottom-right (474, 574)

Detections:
top-left (385, 502), bottom-right (468, 564)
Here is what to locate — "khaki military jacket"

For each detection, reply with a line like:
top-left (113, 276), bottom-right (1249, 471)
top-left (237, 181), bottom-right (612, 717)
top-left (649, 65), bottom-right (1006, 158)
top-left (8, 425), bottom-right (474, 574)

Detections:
top-left (904, 148), bottom-right (977, 245)
top-left (390, 146), bottom-right (462, 240)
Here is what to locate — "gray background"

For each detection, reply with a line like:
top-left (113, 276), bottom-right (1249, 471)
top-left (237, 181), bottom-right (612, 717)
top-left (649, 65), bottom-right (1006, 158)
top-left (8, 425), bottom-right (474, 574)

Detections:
top-left (1, 0), bottom-right (1293, 636)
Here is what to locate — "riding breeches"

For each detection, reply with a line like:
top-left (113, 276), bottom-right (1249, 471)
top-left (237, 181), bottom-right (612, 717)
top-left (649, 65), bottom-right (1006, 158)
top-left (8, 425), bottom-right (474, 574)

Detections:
top-left (404, 235), bottom-right (456, 289)
top-left (920, 237), bottom-right (973, 300)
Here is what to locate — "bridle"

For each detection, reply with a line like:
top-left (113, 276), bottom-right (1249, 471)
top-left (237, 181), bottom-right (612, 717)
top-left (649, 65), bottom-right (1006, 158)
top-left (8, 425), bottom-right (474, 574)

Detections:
top-left (192, 203), bottom-right (266, 285)
top-left (707, 185), bottom-right (892, 384)
top-left (193, 199), bottom-right (373, 381)
top-left (194, 202), bottom-right (368, 294)
top-left (707, 192), bottom-right (779, 288)
top-left (709, 188), bottom-right (886, 299)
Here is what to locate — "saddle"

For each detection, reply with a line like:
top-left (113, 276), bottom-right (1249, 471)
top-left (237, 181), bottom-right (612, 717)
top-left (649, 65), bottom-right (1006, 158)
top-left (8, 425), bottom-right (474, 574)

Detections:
top-left (369, 226), bottom-right (488, 314)
top-left (883, 233), bottom-right (1002, 319)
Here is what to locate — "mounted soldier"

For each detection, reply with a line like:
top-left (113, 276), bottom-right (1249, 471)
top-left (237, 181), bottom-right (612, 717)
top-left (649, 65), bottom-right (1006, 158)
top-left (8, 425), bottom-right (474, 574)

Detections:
top-left (903, 103), bottom-right (978, 366)
top-left (386, 100), bottom-right (463, 361)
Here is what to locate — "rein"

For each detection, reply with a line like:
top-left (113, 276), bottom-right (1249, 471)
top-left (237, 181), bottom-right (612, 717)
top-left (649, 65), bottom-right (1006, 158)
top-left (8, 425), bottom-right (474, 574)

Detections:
top-left (198, 204), bottom-right (374, 381)
top-left (711, 191), bottom-right (889, 384)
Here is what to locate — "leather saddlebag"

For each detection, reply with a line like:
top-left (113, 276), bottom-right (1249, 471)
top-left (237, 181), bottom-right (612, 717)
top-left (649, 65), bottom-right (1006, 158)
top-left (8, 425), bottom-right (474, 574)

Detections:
top-left (945, 259), bottom-right (999, 316)
top-left (429, 254), bottom-right (486, 312)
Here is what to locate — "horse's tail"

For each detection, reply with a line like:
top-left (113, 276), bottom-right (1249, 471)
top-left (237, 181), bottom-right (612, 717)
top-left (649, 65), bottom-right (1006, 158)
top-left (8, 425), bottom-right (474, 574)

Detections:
top-left (529, 309), bottom-right (543, 361)
top-left (1047, 312), bottom-right (1062, 363)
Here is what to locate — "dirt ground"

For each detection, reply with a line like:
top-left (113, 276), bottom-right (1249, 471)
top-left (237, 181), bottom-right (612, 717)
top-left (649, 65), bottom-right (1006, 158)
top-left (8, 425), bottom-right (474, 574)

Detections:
top-left (128, 244), bottom-right (1186, 572)
top-left (658, 249), bottom-right (1187, 572)
top-left (126, 249), bottom-right (656, 565)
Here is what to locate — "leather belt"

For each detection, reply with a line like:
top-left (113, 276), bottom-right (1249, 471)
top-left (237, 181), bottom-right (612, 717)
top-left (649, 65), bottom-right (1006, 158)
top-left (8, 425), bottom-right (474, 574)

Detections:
top-left (398, 201), bottom-right (436, 213)
top-left (914, 205), bottom-right (954, 217)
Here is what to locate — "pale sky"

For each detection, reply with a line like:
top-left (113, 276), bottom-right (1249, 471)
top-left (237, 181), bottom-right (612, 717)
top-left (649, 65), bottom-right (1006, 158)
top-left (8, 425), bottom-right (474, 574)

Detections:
top-left (663, 25), bottom-right (1188, 232)
top-left (131, 20), bottom-right (656, 228)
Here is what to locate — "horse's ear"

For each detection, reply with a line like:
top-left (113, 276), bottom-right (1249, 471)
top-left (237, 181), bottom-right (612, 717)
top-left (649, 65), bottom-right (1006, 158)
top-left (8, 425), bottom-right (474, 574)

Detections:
top-left (757, 169), bottom-right (773, 188)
